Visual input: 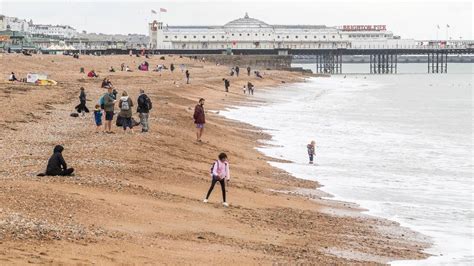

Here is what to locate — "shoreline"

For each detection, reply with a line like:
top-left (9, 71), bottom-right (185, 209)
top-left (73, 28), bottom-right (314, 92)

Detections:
top-left (0, 54), bottom-right (429, 264)
top-left (220, 77), bottom-right (435, 264)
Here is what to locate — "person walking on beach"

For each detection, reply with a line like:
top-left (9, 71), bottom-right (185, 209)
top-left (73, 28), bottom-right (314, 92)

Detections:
top-left (118, 91), bottom-right (134, 133)
top-left (307, 140), bottom-right (316, 164)
top-left (137, 89), bottom-right (152, 133)
top-left (223, 78), bottom-right (230, 92)
top-left (44, 145), bottom-right (74, 176)
top-left (203, 152), bottom-right (230, 207)
top-left (75, 87), bottom-right (89, 116)
top-left (103, 87), bottom-right (116, 133)
top-left (247, 66), bottom-right (251, 76)
top-left (185, 70), bottom-right (190, 84)
top-left (170, 63), bottom-right (175, 72)
top-left (193, 98), bottom-right (205, 142)
top-left (235, 66), bottom-right (240, 77)
top-left (93, 104), bottom-right (102, 133)
top-left (247, 82), bottom-right (254, 95)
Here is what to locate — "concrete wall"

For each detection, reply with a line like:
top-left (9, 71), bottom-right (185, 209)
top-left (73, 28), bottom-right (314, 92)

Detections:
top-left (202, 55), bottom-right (292, 69)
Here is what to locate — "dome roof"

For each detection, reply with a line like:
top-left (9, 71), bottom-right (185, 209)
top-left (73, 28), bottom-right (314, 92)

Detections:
top-left (224, 13), bottom-right (270, 28)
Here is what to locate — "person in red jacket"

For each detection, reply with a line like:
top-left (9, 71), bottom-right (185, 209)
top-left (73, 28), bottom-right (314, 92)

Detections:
top-left (193, 98), bottom-right (205, 142)
top-left (87, 70), bottom-right (98, 78)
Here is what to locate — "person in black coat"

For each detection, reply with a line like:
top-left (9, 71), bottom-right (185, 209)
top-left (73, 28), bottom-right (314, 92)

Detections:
top-left (75, 87), bottom-right (89, 116)
top-left (45, 145), bottom-right (74, 176)
top-left (137, 89), bottom-right (152, 133)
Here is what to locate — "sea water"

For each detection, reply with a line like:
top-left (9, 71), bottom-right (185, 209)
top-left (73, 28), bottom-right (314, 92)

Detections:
top-left (222, 63), bottom-right (473, 265)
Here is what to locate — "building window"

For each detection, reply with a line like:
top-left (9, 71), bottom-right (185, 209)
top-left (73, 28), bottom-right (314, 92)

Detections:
top-left (323, 35), bottom-right (326, 38)
top-left (165, 36), bottom-right (168, 38)
top-left (174, 36), bottom-right (178, 39)
top-left (193, 36), bottom-right (196, 38)
top-left (332, 35), bottom-right (335, 38)
top-left (203, 36), bottom-right (206, 38)
top-left (247, 33), bottom-right (250, 36)
top-left (255, 33), bottom-right (258, 36)
top-left (314, 36), bottom-right (317, 38)
top-left (239, 33), bottom-right (242, 36)
top-left (184, 36), bottom-right (187, 39)
top-left (286, 36), bottom-right (289, 39)
top-left (277, 36), bottom-right (280, 38)
top-left (295, 36), bottom-right (299, 39)
top-left (212, 36), bottom-right (215, 39)
top-left (304, 36), bottom-right (307, 39)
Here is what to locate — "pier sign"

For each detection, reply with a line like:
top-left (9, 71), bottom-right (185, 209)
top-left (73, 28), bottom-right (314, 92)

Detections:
top-left (342, 25), bottom-right (386, 31)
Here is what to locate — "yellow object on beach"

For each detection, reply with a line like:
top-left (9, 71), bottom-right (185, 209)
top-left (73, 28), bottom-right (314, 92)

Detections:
top-left (36, 79), bottom-right (58, 86)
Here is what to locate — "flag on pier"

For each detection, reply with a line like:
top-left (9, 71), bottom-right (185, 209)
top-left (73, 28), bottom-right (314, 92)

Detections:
top-left (151, 9), bottom-right (157, 14)
top-left (160, 8), bottom-right (167, 12)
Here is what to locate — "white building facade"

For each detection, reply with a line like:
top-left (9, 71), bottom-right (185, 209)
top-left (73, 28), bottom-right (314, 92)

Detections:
top-left (149, 13), bottom-right (416, 50)
top-left (30, 24), bottom-right (77, 38)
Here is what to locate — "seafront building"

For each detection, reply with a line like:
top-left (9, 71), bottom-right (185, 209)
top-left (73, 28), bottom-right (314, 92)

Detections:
top-left (149, 13), bottom-right (415, 51)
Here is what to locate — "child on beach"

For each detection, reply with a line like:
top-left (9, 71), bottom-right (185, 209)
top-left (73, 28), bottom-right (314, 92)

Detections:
top-left (203, 153), bottom-right (230, 207)
top-left (307, 141), bottom-right (316, 164)
top-left (243, 85), bottom-right (246, 94)
top-left (93, 104), bottom-right (102, 133)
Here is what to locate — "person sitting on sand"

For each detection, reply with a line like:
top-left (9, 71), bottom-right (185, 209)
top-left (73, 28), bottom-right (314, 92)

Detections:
top-left (307, 140), bottom-right (316, 164)
top-left (109, 66), bottom-right (115, 72)
top-left (254, 71), bottom-right (263, 79)
top-left (87, 70), bottom-right (98, 78)
top-left (42, 145), bottom-right (74, 176)
top-left (120, 63), bottom-right (125, 71)
top-left (8, 72), bottom-right (18, 81)
top-left (93, 104), bottom-right (102, 133)
top-left (203, 153), bottom-right (230, 207)
top-left (193, 98), bottom-right (205, 142)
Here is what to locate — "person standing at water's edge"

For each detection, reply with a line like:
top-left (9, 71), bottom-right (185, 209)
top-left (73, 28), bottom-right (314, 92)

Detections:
top-left (137, 89), bottom-right (152, 133)
top-left (307, 140), bottom-right (316, 164)
top-left (193, 98), bottom-right (205, 142)
top-left (203, 153), bottom-right (231, 207)
top-left (103, 87), bottom-right (116, 133)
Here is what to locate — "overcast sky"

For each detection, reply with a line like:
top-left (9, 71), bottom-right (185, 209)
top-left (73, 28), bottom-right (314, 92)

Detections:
top-left (0, 0), bottom-right (472, 40)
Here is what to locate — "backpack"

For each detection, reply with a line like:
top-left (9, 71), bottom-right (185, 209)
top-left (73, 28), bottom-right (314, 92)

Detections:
top-left (121, 99), bottom-right (130, 111)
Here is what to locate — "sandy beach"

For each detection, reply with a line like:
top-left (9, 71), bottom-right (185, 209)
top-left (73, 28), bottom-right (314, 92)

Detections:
top-left (0, 54), bottom-right (429, 264)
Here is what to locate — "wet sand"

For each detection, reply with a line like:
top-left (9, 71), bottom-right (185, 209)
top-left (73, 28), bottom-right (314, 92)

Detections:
top-left (0, 54), bottom-right (429, 264)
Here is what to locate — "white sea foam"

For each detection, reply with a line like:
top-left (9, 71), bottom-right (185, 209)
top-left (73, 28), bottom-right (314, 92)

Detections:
top-left (221, 64), bottom-right (473, 265)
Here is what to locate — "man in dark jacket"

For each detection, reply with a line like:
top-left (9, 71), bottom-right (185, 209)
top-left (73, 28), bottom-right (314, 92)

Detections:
top-left (193, 98), bottom-right (205, 142)
top-left (45, 145), bottom-right (74, 176)
top-left (223, 78), bottom-right (230, 92)
top-left (137, 89), bottom-right (152, 133)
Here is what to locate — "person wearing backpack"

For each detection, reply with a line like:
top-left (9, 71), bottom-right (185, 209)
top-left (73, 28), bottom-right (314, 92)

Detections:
top-left (137, 89), bottom-right (152, 133)
top-left (103, 87), bottom-right (116, 133)
top-left (119, 91), bottom-right (134, 132)
top-left (203, 153), bottom-right (230, 207)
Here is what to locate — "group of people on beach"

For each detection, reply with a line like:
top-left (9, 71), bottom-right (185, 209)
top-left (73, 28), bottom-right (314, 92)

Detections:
top-left (38, 56), bottom-right (297, 209)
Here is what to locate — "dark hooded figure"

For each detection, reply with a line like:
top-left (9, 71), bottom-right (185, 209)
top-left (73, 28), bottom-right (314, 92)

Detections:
top-left (45, 145), bottom-right (74, 176)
